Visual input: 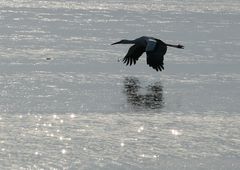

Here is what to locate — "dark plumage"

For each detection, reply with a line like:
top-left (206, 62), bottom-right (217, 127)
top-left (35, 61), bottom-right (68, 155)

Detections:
top-left (111, 36), bottom-right (184, 71)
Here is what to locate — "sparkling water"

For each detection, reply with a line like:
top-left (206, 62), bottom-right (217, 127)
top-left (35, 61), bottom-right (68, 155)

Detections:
top-left (0, 0), bottom-right (240, 169)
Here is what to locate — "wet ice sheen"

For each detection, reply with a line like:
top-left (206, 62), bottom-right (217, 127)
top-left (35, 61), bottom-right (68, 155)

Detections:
top-left (0, 112), bottom-right (239, 169)
top-left (0, 0), bottom-right (240, 169)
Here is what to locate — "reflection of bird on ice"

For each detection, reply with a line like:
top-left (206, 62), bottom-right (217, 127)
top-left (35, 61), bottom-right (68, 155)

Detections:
top-left (112, 36), bottom-right (184, 71)
top-left (123, 77), bottom-right (164, 110)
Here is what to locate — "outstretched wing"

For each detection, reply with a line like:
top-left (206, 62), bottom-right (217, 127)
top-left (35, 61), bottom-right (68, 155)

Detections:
top-left (146, 40), bottom-right (167, 71)
top-left (122, 45), bottom-right (145, 66)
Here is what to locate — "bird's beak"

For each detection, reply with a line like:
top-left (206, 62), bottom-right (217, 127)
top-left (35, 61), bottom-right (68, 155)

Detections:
top-left (111, 41), bottom-right (120, 45)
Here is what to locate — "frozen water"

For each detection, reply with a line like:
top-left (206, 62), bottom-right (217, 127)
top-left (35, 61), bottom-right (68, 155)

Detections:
top-left (0, 0), bottom-right (240, 169)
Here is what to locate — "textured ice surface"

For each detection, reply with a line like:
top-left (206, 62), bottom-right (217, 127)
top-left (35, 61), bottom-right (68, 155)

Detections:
top-left (0, 0), bottom-right (240, 169)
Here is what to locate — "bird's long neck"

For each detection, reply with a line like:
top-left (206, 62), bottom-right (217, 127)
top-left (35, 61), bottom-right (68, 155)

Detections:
top-left (111, 39), bottom-right (135, 45)
top-left (121, 39), bottom-right (135, 44)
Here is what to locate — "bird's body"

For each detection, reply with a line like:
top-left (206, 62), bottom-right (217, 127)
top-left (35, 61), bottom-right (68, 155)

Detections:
top-left (111, 36), bottom-right (184, 71)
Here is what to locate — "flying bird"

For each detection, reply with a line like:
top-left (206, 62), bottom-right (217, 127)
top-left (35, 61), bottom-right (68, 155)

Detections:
top-left (111, 36), bottom-right (184, 71)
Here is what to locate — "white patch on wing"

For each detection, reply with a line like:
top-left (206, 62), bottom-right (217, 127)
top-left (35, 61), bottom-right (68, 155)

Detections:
top-left (146, 39), bottom-right (157, 52)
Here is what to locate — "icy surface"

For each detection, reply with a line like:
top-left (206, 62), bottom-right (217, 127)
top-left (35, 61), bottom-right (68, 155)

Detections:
top-left (0, 0), bottom-right (240, 169)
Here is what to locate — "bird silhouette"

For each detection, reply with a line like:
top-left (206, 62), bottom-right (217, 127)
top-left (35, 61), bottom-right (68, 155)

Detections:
top-left (111, 36), bottom-right (184, 71)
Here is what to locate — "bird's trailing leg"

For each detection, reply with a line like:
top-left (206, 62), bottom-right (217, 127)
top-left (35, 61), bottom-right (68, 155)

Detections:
top-left (177, 44), bottom-right (184, 49)
top-left (166, 43), bottom-right (184, 49)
